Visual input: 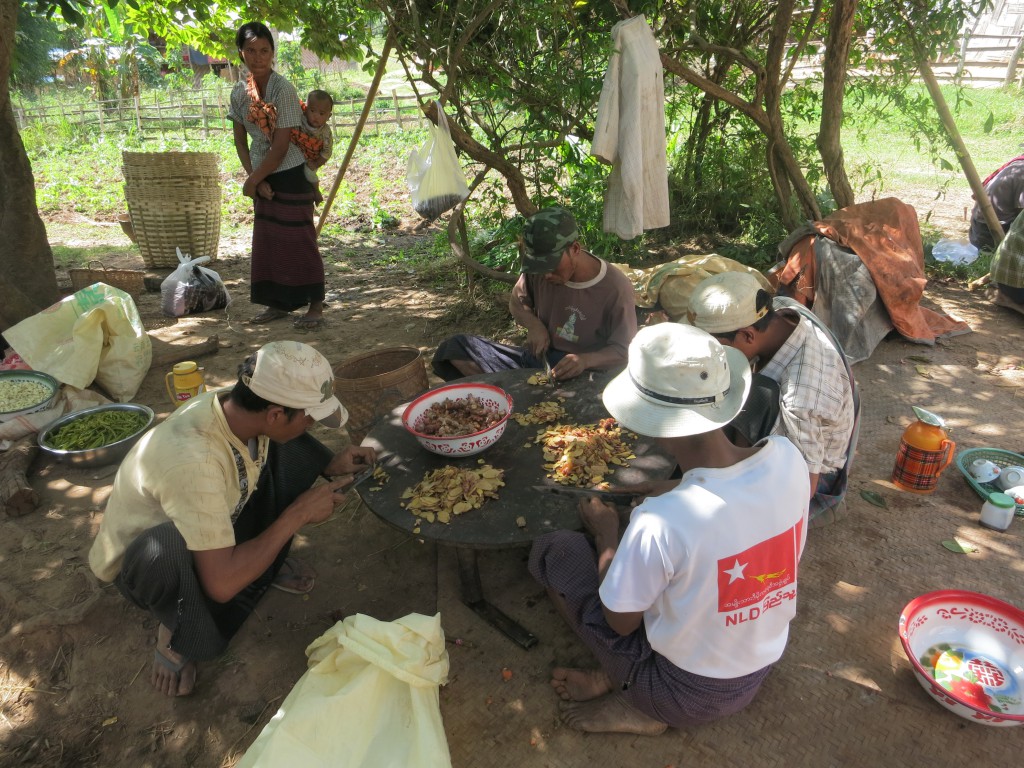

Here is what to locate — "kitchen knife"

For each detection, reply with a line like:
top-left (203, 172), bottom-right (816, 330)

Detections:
top-left (326, 454), bottom-right (398, 486)
top-left (530, 485), bottom-right (637, 505)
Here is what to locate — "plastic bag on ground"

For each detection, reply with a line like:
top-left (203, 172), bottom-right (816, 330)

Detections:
top-left (161, 247), bottom-right (231, 317)
top-left (4, 283), bottom-right (152, 402)
top-left (406, 103), bottom-right (470, 220)
top-left (237, 612), bottom-right (451, 768)
top-left (931, 239), bottom-right (979, 265)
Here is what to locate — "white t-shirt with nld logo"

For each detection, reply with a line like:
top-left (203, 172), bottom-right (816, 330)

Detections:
top-left (600, 436), bottom-right (809, 678)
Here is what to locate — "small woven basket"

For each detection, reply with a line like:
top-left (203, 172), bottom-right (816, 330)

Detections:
top-left (955, 447), bottom-right (1024, 516)
top-left (333, 347), bottom-right (430, 444)
top-left (122, 151), bottom-right (221, 268)
top-left (69, 260), bottom-right (146, 297)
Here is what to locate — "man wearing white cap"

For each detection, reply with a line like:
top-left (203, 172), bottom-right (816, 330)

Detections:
top-left (687, 271), bottom-right (856, 527)
top-left (89, 341), bottom-right (375, 697)
top-left (529, 324), bottom-right (809, 734)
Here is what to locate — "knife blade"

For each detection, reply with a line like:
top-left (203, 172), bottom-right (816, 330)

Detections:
top-left (326, 454), bottom-right (398, 487)
top-left (541, 356), bottom-right (556, 386)
top-left (531, 485), bottom-right (637, 505)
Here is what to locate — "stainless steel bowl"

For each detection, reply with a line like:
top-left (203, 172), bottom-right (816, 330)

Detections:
top-left (38, 403), bottom-right (156, 468)
top-left (0, 370), bottom-right (60, 420)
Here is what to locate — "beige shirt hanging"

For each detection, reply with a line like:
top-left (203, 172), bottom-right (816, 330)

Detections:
top-left (592, 15), bottom-right (670, 240)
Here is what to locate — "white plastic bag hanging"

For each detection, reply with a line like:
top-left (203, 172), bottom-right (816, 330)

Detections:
top-left (406, 102), bottom-right (470, 220)
top-left (160, 247), bottom-right (231, 317)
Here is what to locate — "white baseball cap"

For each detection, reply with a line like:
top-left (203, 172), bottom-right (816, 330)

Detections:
top-left (243, 341), bottom-right (348, 428)
top-left (602, 324), bottom-right (751, 438)
top-left (687, 271), bottom-right (768, 334)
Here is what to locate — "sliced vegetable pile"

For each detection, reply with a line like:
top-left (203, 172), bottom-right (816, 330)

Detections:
top-left (0, 379), bottom-right (52, 413)
top-left (401, 462), bottom-right (505, 524)
top-left (535, 418), bottom-right (636, 487)
top-left (414, 395), bottom-right (505, 437)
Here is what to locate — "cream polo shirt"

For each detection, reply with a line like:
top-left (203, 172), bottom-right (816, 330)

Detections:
top-left (88, 392), bottom-right (269, 582)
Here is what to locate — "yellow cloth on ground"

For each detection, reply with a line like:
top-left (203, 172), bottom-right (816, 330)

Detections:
top-left (616, 254), bottom-right (772, 321)
top-left (237, 613), bottom-right (452, 768)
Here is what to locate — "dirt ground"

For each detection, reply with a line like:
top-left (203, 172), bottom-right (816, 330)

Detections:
top-left (2, 196), bottom-right (1023, 766)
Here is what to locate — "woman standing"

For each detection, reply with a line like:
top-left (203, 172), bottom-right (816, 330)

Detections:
top-left (228, 22), bottom-right (325, 329)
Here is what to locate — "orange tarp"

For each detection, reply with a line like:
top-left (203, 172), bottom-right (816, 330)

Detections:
top-left (779, 198), bottom-right (969, 344)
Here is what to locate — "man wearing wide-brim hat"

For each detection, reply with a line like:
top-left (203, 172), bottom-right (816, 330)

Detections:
top-left (529, 323), bottom-right (809, 734)
top-left (688, 271), bottom-right (857, 527)
top-left (432, 206), bottom-right (637, 382)
top-left (89, 341), bottom-right (375, 698)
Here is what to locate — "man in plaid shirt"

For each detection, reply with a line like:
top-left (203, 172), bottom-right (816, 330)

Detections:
top-left (990, 209), bottom-right (1024, 317)
top-left (688, 272), bottom-right (856, 527)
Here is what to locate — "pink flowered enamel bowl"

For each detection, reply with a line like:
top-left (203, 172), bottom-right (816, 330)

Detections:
top-left (899, 590), bottom-right (1024, 727)
top-left (402, 383), bottom-right (513, 457)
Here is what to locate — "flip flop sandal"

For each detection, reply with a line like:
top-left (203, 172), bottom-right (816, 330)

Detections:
top-left (248, 308), bottom-right (290, 324)
top-left (292, 316), bottom-right (325, 331)
top-left (271, 556), bottom-right (317, 594)
top-left (153, 650), bottom-right (194, 696)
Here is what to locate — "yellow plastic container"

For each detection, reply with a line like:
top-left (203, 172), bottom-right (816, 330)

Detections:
top-left (165, 361), bottom-right (206, 408)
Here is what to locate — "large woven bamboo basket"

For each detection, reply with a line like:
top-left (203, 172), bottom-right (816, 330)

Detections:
top-left (333, 347), bottom-right (430, 444)
top-left (122, 152), bottom-right (221, 268)
top-left (122, 152), bottom-right (220, 182)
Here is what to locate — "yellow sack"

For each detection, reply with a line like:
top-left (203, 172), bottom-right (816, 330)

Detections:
top-left (4, 283), bottom-right (152, 402)
top-left (238, 613), bottom-right (452, 768)
top-left (616, 254), bottom-right (772, 321)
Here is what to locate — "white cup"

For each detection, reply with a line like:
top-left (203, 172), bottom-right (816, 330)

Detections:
top-left (970, 459), bottom-right (1001, 483)
top-left (997, 466), bottom-right (1024, 491)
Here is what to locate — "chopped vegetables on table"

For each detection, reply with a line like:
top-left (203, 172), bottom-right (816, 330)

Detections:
top-left (513, 399), bottom-right (567, 426)
top-left (0, 379), bottom-right (52, 413)
top-left (535, 418), bottom-right (636, 487)
top-left (45, 410), bottom-right (149, 451)
top-left (400, 463), bottom-right (505, 523)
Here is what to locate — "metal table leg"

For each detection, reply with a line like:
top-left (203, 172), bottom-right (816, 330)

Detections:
top-left (455, 548), bottom-right (537, 649)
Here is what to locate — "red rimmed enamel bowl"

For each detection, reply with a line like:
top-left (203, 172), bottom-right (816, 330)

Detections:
top-left (401, 383), bottom-right (513, 457)
top-left (899, 590), bottom-right (1024, 726)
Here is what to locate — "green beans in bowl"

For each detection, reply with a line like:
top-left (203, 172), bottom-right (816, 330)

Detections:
top-left (38, 403), bottom-right (156, 468)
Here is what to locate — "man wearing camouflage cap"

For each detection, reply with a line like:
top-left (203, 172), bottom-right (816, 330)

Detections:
top-left (433, 206), bottom-right (637, 381)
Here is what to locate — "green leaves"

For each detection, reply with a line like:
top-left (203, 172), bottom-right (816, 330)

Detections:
top-left (860, 490), bottom-right (888, 509)
top-left (941, 538), bottom-right (979, 554)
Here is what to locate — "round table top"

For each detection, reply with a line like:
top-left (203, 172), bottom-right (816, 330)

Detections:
top-left (357, 368), bottom-right (675, 549)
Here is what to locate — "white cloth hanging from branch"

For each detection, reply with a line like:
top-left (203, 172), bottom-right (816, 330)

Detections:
top-left (592, 15), bottom-right (670, 240)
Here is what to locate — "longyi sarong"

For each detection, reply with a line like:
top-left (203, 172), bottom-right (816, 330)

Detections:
top-left (529, 530), bottom-right (771, 728)
top-left (115, 434), bottom-right (333, 661)
top-left (250, 164), bottom-right (325, 312)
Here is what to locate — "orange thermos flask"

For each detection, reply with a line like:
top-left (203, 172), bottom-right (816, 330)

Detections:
top-left (891, 406), bottom-right (955, 494)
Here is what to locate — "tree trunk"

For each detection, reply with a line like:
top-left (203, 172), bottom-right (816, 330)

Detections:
top-left (909, 29), bottom-right (1004, 246)
top-left (0, 0), bottom-right (59, 334)
top-left (1003, 34), bottom-right (1024, 89)
top-left (817, 0), bottom-right (858, 210)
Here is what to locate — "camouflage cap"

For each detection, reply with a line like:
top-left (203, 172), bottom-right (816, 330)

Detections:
top-left (521, 207), bottom-right (579, 273)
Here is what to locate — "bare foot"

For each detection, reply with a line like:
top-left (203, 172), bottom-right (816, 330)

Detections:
top-left (560, 693), bottom-right (668, 735)
top-left (152, 624), bottom-right (196, 697)
top-left (550, 667), bottom-right (613, 702)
